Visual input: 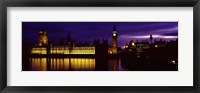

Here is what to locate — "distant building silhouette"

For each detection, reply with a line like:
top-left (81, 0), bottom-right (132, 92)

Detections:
top-left (150, 34), bottom-right (153, 44)
top-left (67, 32), bottom-right (72, 45)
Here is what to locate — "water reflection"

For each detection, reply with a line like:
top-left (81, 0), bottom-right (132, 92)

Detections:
top-left (27, 57), bottom-right (177, 71)
top-left (30, 58), bottom-right (101, 71)
top-left (108, 59), bottom-right (123, 71)
top-left (31, 58), bottom-right (47, 71)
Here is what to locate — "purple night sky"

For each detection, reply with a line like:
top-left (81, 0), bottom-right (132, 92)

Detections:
top-left (22, 22), bottom-right (178, 47)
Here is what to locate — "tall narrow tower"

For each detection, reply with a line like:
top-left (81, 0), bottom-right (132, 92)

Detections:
top-left (67, 32), bottom-right (71, 45)
top-left (38, 28), bottom-right (48, 46)
top-left (112, 24), bottom-right (118, 54)
top-left (150, 34), bottom-right (153, 44)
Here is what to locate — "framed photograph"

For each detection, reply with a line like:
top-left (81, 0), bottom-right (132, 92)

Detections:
top-left (0, 0), bottom-right (199, 93)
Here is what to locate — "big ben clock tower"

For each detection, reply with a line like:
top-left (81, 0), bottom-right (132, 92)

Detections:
top-left (112, 24), bottom-right (118, 54)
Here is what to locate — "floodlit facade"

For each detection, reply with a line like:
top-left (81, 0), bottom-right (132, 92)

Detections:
top-left (109, 24), bottom-right (118, 54)
top-left (50, 46), bottom-right (95, 54)
top-left (38, 29), bottom-right (48, 46)
top-left (31, 47), bottom-right (47, 54)
top-left (31, 28), bottom-right (96, 54)
top-left (31, 25), bottom-right (120, 55)
top-left (31, 46), bottom-right (95, 54)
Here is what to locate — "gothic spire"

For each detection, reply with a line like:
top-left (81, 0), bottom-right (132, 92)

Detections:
top-left (113, 24), bottom-right (117, 31)
top-left (67, 32), bottom-right (71, 45)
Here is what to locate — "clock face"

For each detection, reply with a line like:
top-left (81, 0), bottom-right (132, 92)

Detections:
top-left (113, 33), bottom-right (116, 36)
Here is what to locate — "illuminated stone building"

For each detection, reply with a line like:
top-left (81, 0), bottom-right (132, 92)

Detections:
top-left (31, 28), bottom-right (48, 54)
top-left (31, 25), bottom-right (119, 55)
top-left (38, 28), bottom-right (48, 46)
top-left (50, 45), bottom-right (95, 54)
top-left (31, 29), bottom-right (95, 54)
top-left (108, 25), bottom-right (118, 54)
top-left (31, 47), bottom-right (47, 54)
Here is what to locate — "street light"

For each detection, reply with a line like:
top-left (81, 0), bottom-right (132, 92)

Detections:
top-left (132, 42), bottom-right (135, 46)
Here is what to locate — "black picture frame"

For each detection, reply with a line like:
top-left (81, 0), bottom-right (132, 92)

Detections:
top-left (0, 0), bottom-right (199, 93)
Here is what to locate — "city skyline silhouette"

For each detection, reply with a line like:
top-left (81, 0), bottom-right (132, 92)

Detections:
top-left (22, 22), bottom-right (178, 71)
top-left (22, 22), bottom-right (178, 47)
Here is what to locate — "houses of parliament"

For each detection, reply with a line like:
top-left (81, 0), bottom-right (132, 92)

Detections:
top-left (30, 25), bottom-right (118, 55)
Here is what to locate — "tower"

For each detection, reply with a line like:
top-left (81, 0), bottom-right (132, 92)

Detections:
top-left (150, 34), bottom-right (153, 44)
top-left (38, 28), bottom-right (48, 46)
top-left (67, 32), bottom-right (71, 45)
top-left (112, 24), bottom-right (118, 54)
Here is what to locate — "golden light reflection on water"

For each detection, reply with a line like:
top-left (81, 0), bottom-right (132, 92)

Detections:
top-left (31, 58), bottom-right (95, 71)
top-left (31, 58), bottom-right (47, 71)
top-left (108, 59), bottom-right (123, 71)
